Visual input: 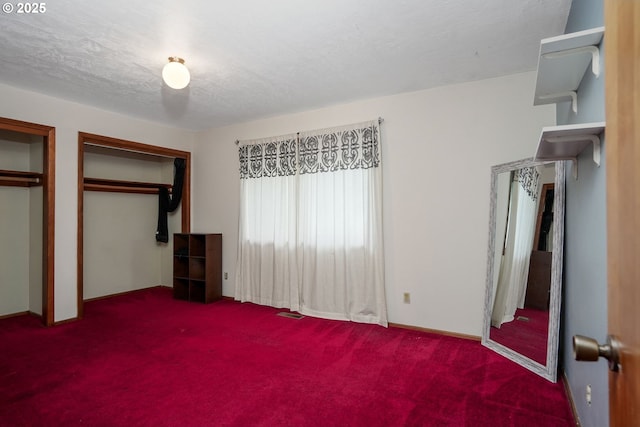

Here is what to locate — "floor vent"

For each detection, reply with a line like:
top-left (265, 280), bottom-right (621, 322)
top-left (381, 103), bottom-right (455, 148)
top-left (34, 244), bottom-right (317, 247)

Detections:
top-left (277, 312), bottom-right (304, 319)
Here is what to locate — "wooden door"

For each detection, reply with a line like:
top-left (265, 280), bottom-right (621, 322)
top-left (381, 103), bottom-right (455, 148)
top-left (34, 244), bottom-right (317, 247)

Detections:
top-left (604, 1), bottom-right (640, 426)
top-left (524, 250), bottom-right (552, 310)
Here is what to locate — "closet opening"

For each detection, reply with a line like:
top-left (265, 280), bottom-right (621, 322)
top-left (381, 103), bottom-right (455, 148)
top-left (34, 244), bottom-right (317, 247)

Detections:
top-left (0, 117), bottom-right (55, 326)
top-left (77, 133), bottom-right (190, 318)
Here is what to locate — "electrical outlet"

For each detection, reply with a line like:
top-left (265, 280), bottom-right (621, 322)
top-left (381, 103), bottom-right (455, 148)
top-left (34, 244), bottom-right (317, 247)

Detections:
top-left (586, 384), bottom-right (592, 406)
top-left (224, 272), bottom-right (228, 280)
top-left (403, 292), bottom-right (410, 304)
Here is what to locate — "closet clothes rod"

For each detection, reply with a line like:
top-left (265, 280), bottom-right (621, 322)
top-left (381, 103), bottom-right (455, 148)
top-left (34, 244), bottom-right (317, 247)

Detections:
top-left (84, 142), bottom-right (180, 160)
top-left (83, 177), bottom-right (173, 195)
top-left (0, 169), bottom-right (43, 187)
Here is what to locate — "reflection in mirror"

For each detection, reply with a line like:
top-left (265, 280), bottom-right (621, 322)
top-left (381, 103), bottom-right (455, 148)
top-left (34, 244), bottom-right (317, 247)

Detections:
top-left (490, 164), bottom-right (555, 364)
top-left (482, 158), bottom-right (565, 382)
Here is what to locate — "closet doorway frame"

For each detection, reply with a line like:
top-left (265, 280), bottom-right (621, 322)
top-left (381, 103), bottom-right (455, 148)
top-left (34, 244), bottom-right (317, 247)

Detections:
top-left (77, 132), bottom-right (191, 318)
top-left (0, 117), bottom-right (56, 326)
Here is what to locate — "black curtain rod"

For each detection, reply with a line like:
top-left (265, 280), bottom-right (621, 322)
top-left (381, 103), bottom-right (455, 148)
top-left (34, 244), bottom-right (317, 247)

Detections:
top-left (234, 117), bottom-right (384, 145)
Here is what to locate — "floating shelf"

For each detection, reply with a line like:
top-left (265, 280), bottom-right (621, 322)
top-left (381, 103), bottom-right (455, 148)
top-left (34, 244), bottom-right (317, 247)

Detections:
top-left (534, 122), bottom-right (605, 179)
top-left (533, 27), bottom-right (605, 113)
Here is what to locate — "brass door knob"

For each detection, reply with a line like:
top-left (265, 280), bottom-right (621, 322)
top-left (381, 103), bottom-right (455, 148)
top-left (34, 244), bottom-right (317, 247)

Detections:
top-left (573, 334), bottom-right (621, 372)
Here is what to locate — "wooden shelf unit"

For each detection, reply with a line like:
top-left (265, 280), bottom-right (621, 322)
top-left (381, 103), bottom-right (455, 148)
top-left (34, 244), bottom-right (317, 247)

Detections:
top-left (173, 233), bottom-right (222, 303)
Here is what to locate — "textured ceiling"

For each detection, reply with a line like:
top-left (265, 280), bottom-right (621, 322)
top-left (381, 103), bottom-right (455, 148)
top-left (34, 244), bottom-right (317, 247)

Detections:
top-left (1, 0), bottom-right (571, 131)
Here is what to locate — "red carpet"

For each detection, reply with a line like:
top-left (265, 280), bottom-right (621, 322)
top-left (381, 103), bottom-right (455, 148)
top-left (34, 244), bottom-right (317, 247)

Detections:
top-left (489, 308), bottom-right (549, 365)
top-left (0, 287), bottom-right (574, 427)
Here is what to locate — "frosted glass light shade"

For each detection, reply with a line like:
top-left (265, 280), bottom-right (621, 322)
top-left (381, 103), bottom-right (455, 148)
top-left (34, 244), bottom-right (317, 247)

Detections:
top-left (162, 57), bottom-right (190, 89)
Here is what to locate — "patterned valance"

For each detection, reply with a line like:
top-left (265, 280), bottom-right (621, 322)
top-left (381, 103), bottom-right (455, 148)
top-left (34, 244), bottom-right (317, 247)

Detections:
top-left (238, 120), bottom-right (380, 179)
top-left (239, 134), bottom-right (297, 179)
top-left (298, 121), bottom-right (380, 174)
top-left (514, 166), bottom-right (540, 200)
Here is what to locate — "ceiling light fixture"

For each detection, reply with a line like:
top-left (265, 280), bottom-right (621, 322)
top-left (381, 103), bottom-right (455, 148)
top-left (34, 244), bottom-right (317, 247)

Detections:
top-left (162, 57), bottom-right (190, 90)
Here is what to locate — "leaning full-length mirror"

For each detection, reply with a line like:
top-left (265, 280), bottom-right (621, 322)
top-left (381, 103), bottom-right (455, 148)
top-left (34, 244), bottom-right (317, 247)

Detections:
top-left (481, 158), bottom-right (565, 382)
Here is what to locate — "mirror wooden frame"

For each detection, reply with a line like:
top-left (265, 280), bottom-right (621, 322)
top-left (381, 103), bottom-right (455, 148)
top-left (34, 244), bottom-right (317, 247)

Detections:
top-left (481, 158), bottom-right (566, 382)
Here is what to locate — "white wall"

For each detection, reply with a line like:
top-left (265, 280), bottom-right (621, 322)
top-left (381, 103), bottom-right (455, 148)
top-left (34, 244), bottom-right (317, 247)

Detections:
top-left (539, 163), bottom-right (556, 185)
top-left (0, 186), bottom-right (30, 314)
top-left (192, 71), bottom-right (556, 336)
top-left (0, 83), bottom-right (195, 321)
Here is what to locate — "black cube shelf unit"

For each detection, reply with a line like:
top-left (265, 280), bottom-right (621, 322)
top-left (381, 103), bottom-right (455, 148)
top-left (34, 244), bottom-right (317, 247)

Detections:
top-left (173, 233), bottom-right (222, 303)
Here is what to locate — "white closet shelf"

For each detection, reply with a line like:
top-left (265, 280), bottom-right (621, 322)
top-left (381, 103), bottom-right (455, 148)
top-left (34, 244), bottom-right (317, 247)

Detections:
top-left (534, 122), bottom-right (605, 179)
top-left (533, 27), bottom-right (605, 113)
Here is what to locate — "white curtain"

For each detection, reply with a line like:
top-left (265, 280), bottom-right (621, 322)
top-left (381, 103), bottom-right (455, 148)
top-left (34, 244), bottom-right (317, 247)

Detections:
top-left (235, 134), bottom-right (300, 310)
top-left (491, 167), bottom-right (540, 328)
top-left (235, 120), bottom-right (387, 326)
